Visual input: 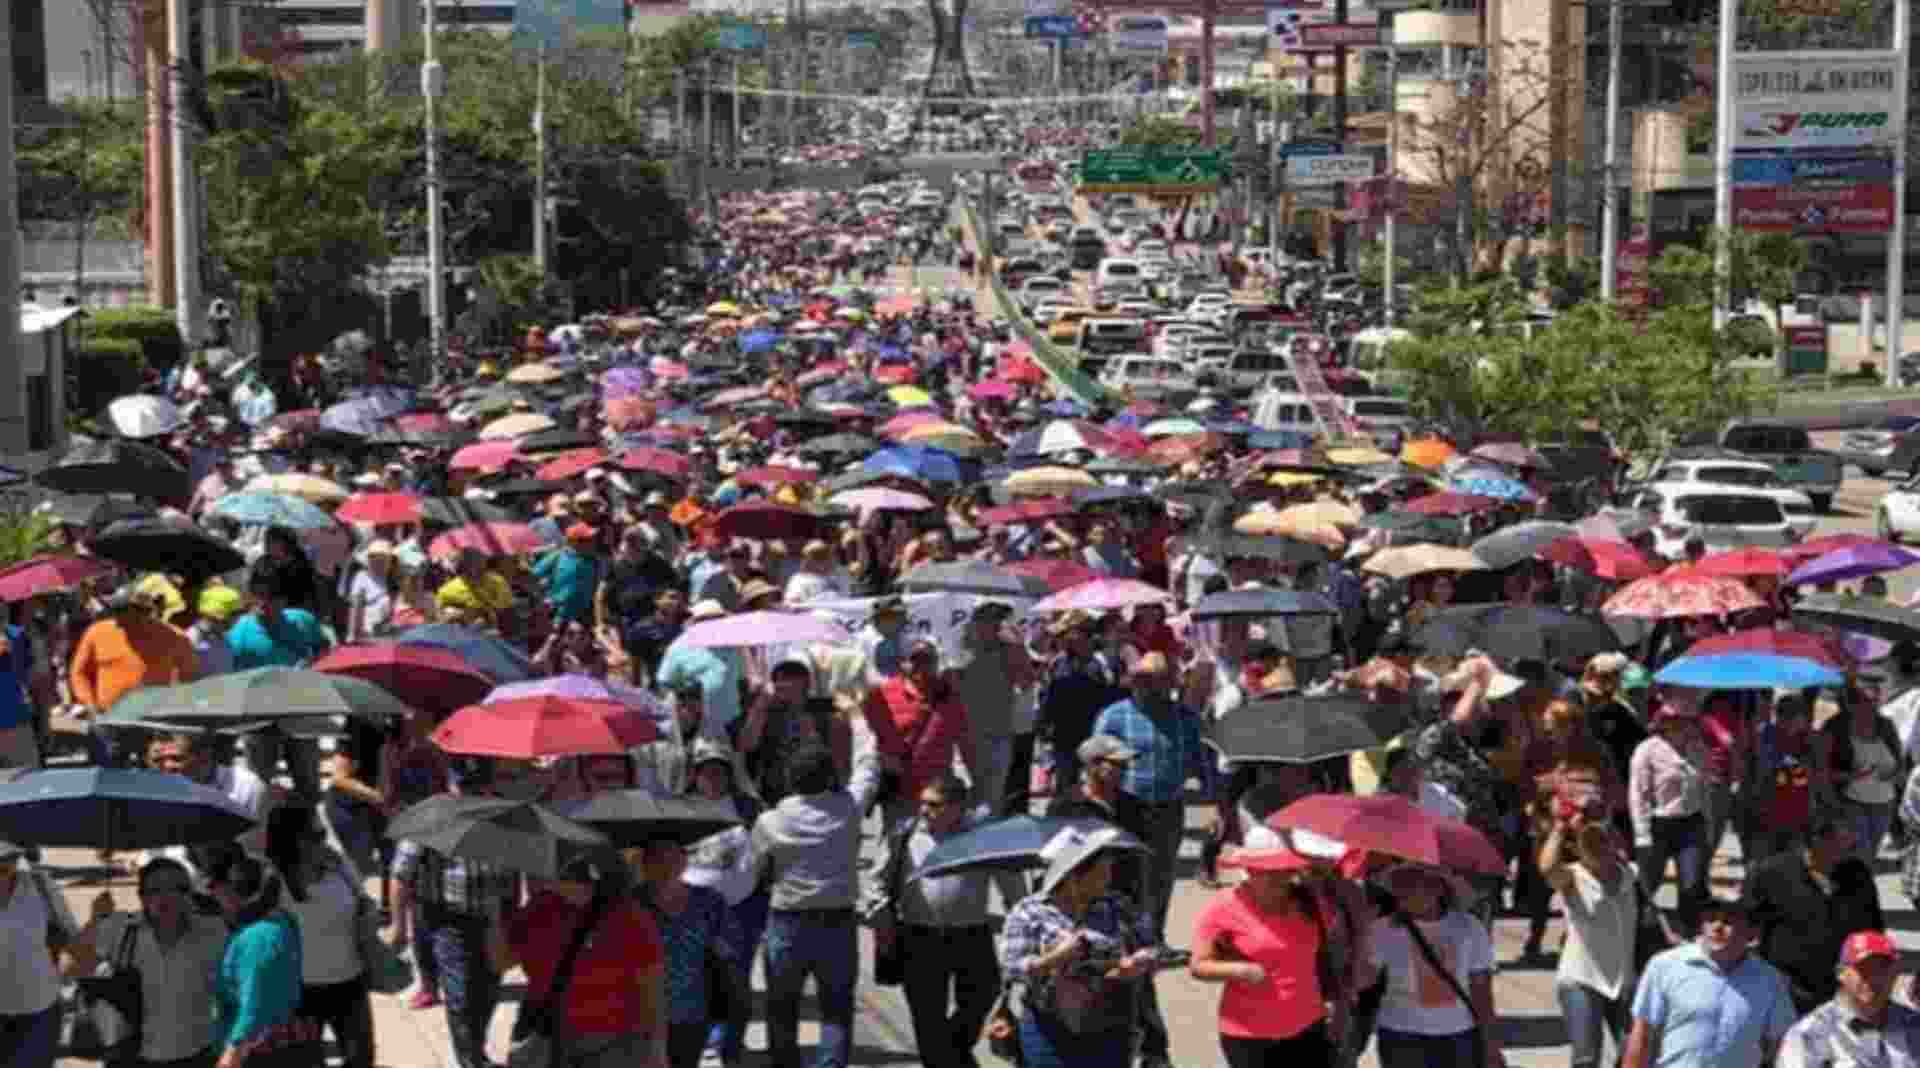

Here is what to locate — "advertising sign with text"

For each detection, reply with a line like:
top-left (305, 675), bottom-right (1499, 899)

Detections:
top-left (1109, 15), bottom-right (1170, 52)
top-left (1731, 183), bottom-right (1895, 232)
top-left (1732, 52), bottom-right (1904, 151)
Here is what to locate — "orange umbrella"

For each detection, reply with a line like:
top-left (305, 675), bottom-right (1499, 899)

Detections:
top-left (1401, 438), bottom-right (1456, 469)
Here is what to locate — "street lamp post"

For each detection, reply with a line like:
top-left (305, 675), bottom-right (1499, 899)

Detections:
top-left (168, 0), bottom-right (202, 347)
top-left (423, 0), bottom-right (446, 361)
top-left (1597, 0), bottom-right (1623, 302)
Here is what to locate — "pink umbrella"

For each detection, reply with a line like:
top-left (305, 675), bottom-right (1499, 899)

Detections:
top-left (617, 447), bottom-right (693, 480)
top-left (1602, 573), bottom-right (1765, 619)
top-left (796, 362), bottom-right (847, 388)
top-left (1004, 559), bottom-right (1101, 592)
top-left (1031, 578), bottom-right (1175, 615)
top-left (649, 356), bottom-right (690, 381)
top-left (449, 440), bottom-right (520, 472)
top-left (0, 555), bottom-right (116, 602)
top-left (969, 380), bottom-right (1018, 401)
top-left (703, 386), bottom-right (767, 410)
top-left (830, 487), bottom-right (933, 512)
top-left (882, 411), bottom-right (945, 438)
top-left (678, 610), bottom-right (852, 649)
top-left (427, 522), bottom-right (546, 562)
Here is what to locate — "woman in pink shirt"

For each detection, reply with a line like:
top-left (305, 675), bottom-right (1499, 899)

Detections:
top-left (1696, 691), bottom-right (1748, 864)
top-left (1189, 844), bottom-right (1333, 1068)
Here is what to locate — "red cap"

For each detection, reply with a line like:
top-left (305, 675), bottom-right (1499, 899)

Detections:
top-left (564, 522), bottom-right (598, 542)
top-left (1222, 846), bottom-right (1313, 873)
top-left (1841, 930), bottom-right (1899, 966)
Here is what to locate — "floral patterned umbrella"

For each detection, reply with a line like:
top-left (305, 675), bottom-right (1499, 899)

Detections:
top-left (1601, 572), bottom-right (1765, 619)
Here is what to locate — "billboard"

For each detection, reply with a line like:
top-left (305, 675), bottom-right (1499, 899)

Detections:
top-left (1731, 183), bottom-right (1895, 232)
top-left (1732, 52), bottom-right (1904, 151)
top-left (1109, 15), bottom-right (1169, 52)
top-left (516, 0), bottom-right (629, 47)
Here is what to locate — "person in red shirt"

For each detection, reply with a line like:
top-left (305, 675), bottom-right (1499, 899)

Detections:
top-left (862, 637), bottom-right (970, 825)
top-left (492, 865), bottom-right (668, 1068)
top-left (1130, 602), bottom-right (1182, 663)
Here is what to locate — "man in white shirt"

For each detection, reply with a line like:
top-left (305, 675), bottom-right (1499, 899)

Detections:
top-left (145, 732), bottom-right (271, 863)
top-left (0, 840), bottom-right (76, 1065)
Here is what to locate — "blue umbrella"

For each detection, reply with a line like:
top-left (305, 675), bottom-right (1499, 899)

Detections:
top-left (341, 385), bottom-right (416, 417)
top-left (1249, 430), bottom-right (1315, 450)
top-left (1451, 475), bottom-right (1538, 502)
top-left (863, 445), bottom-right (963, 484)
top-left (915, 815), bottom-right (1144, 880)
top-left (396, 624), bottom-right (536, 683)
top-left (206, 491), bottom-right (335, 530)
top-left (0, 768), bottom-right (256, 849)
top-left (1653, 652), bottom-right (1843, 690)
top-left (320, 397), bottom-right (387, 437)
top-left (739, 329), bottom-right (781, 354)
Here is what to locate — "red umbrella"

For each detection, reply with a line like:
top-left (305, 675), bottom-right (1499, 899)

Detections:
top-left (1402, 492), bottom-right (1500, 516)
top-left (450, 441), bottom-right (520, 473)
top-left (734, 465), bottom-right (819, 488)
top-left (536, 448), bottom-right (609, 481)
top-left (311, 642), bottom-right (494, 712)
top-left (1602, 572), bottom-right (1766, 619)
top-left (1000, 358), bottom-right (1045, 385)
top-left (428, 522), bottom-right (546, 561)
top-left (431, 698), bottom-right (657, 759)
top-left (0, 555), bottom-right (116, 602)
top-left (978, 498), bottom-right (1077, 526)
top-left (1004, 558), bottom-right (1102, 591)
top-left (1687, 628), bottom-right (1853, 668)
top-left (872, 364), bottom-right (918, 385)
top-left (1267, 793), bottom-right (1504, 874)
top-left (1539, 537), bottom-right (1655, 581)
top-left (335, 492), bottom-right (425, 525)
top-left (391, 413), bottom-right (457, 434)
top-left (1683, 547), bottom-right (1788, 579)
top-left (711, 501), bottom-right (831, 540)
top-left (617, 447), bottom-right (692, 480)
top-left (1780, 533), bottom-right (1885, 566)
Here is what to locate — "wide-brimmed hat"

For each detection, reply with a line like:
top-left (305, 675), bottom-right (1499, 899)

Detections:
top-left (738, 578), bottom-right (781, 606)
top-left (688, 599), bottom-right (727, 622)
top-left (1038, 824), bottom-right (1145, 897)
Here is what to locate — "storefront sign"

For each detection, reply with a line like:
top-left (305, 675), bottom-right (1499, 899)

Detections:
top-left (1731, 183), bottom-right (1895, 232)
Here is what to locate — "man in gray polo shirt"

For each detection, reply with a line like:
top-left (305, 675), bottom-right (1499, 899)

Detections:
top-left (952, 601), bottom-right (1034, 814)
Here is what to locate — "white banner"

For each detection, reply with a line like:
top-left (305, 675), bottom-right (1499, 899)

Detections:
top-left (1287, 154), bottom-right (1376, 185)
top-left (1732, 52), bottom-right (1904, 151)
top-left (1109, 14), bottom-right (1169, 53)
top-left (801, 592), bottom-right (1005, 667)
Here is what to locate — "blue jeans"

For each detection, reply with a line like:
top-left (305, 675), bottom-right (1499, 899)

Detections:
top-left (708, 888), bottom-right (771, 1061)
top-left (0, 1004), bottom-right (58, 1068)
top-left (763, 909), bottom-right (857, 1068)
top-left (1556, 981), bottom-right (1629, 1068)
top-left (1848, 799), bottom-right (1895, 865)
top-left (1375, 1027), bottom-right (1480, 1068)
top-left (422, 904), bottom-right (500, 1068)
top-left (1017, 1008), bottom-right (1131, 1068)
top-left (1636, 814), bottom-right (1707, 933)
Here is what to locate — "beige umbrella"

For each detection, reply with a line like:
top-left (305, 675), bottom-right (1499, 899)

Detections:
top-left (1004, 465), bottom-right (1099, 498)
top-left (1360, 544), bottom-right (1486, 580)
top-left (246, 472), bottom-right (348, 505)
top-left (1232, 509), bottom-right (1347, 550)
top-left (1326, 446), bottom-right (1395, 466)
top-left (1275, 500), bottom-right (1362, 528)
top-left (505, 362), bottom-right (564, 384)
top-left (479, 412), bottom-right (557, 440)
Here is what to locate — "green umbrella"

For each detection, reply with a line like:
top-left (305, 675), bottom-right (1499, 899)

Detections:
top-left (1356, 511), bottom-right (1464, 542)
top-left (103, 668), bottom-right (413, 732)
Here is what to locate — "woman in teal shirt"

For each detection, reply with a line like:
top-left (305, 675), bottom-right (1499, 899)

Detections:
top-left (205, 852), bottom-right (323, 1068)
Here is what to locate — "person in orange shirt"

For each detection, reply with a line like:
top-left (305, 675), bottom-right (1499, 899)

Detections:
top-left (69, 586), bottom-right (200, 763)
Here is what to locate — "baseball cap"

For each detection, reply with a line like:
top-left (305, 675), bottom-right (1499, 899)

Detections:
top-left (1842, 930), bottom-right (1900, 967)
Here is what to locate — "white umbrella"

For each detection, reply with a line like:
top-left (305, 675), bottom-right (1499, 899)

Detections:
top-left (106, 395), bottom-right (182, 439)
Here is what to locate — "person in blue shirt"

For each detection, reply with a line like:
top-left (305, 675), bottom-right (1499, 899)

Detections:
top-left (205, 850), bottom-right (321, 1068)
top-left (530, 523), bottom-right (602, 624)
top-left (0, 614), bottom-right (35, 768)
top-left (227, 573), bottom-right (331, 670)
top-left (1624, 895), bottom-right (1796, 1068)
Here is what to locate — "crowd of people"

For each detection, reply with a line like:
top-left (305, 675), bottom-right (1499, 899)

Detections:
top-left (1, 172), bottom-right (1919, 1068)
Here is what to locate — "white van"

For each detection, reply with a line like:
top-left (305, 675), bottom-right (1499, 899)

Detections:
top-left (1252, 390), bottom-right (1321, 435)
top-left (1223, 349), bottom-right (1292, 393)
top-left (1072, 317), bottom-right (1150, 357)
top-left (1095, 258), bottom-right (1144, 289)
top-left (1344, 396), bottom-right (1413, 438)
top-left (1100, 356), bottom-right (1195, 393)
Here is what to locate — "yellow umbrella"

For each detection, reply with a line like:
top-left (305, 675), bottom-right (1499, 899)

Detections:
top-left (902, 423), bottom-right (987, 453)
top-left (886, 386), bottom-right (933, 407)
top-left (835, 307), bottom-right (868, 322)
top-left (246, 472), bottom-right (349, 505)
top-left (1400, 438), bottom-right (1457, 469)
top-left (504, 362), bottom-right (564, 384)
top-left (1232, 509), bottom-right (1348, 549)
top-left (479, 412), bottom-right (557, 440)
top-left (1360, 544), bottom-right (1486, 580)
top-left (1004, 465), bottom-right (1098, 497)
top-left (1275, 499), bottom-right (1362, 527)
top-left (1266, 471), bottom-right (1325, 488)
top-left (706, 301), bottom-right (742, 318)
top-left (1327, 446), bottom-right (1394, 465)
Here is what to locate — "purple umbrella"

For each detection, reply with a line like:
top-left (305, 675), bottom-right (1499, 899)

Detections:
top-left (678, 611), bottom-right (852, 649)
top-left (1031, 578), bottom-right (1175, 615)
top-left (485, 673), bottom-right (664, 715)
top-left (1784, 541), bottom-right (1920, 587)
top-left (601, 367), bottom-right (651, 399)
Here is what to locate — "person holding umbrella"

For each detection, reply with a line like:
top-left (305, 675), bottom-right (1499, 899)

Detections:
top-left (993, 824), bottom-right (1158, 1068)
top-left (0, 838), bottom-right (77, 1068)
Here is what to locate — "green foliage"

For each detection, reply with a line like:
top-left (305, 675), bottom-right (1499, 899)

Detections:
top-left (85, 307), bottom-right (185, 371)
top-left (631, 15), bottom-right (737, 100)
top-left (68, 338), bottom-right (147, 421)
top-left (0, 511), bottom-right (55, 571)
top-left (16, 99), bottom-right (145, 228)
top-left (1646, 228), bottom-right (1805, 309)
top-left (1117, 117), bottom-right (1203, 148)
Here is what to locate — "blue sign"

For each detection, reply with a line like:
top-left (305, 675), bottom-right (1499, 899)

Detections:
top-left (1026, 15), bottom-right (1083, 37)
top-left (1732, 152), bottom-right (1894, 186)
top-left (845, 29), bottom-right (881, 48)
top-left (1281, 140), bottom-right (1341, 157)
top-left (712, 21), bottom-right (768, 50)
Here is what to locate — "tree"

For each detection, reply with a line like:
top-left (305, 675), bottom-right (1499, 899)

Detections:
top-left (1117, 116), bottom-right (1203, 148)
top-left (16, 99), bottom-right (145, 229)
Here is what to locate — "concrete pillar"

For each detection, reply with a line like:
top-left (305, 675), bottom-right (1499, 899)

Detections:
top-left (142, 0), bottom-right (175, 309)
top-left (1632, 106), bottom-right (1691, 213)
top-left (0, 0), bottom-right (26, 453)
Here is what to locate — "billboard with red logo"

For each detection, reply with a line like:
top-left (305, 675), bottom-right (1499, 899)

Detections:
top-left (1731, 184), bottom-right (1895, 232)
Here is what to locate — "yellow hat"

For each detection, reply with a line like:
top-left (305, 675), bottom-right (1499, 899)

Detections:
top-left (197, 584), bottom-right (244, 623)
top-left (136, 574), bottom-right (187, 621)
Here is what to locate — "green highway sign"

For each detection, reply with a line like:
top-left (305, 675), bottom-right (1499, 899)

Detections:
top-left (1079, 149), bottom-right (1223, 193)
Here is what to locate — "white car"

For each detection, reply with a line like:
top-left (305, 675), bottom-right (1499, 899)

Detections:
top-left (1632, 457), bottom-right (1819, 539)
top-left (1624, 484), bottom-right (1803, 559)
top-left (1877, 475), bottom-right (1920, 542)
top-left (1031, 299), bottom-right (1078, 326)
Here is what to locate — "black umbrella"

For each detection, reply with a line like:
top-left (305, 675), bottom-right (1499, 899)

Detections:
top-left (1209, 694), bottom-right (1414, 764)
top-left (419, 496), bottom-right (516, 526)
top-left (773, 410), bottom-right (841, 434)
top-left (1191, 588), bottom-right (1338, 621)
top-left (1198, 533), bottom-right (1331, 566)
top-left (518, 429), bottom-right (598, 454)
top-left (1790, 594), bottom-right (1920, 644)
top-left (476, 478), bottom-right (568, 499)
top-left (90, 518), bottom-right (245, 577)
top-left (35, 438), bottom-right (190, 499)
top-left (1085, 457), bottom-right (1164, 477)
top-left (1411, 602), bottom-right (1621, 663)
top-left (913, 816), bottom-right (1143, 880)
top-left (1469, 521), bottom-right (1579, 570)
top-left (553, 792), bottom-right (742, 848)
top-left (367, 428), bottom-right (474, 450)
top-left (900, 560), bottom-right (1051, 598)
top-left (1356, 511), bottom-right (1464, 543)
top-left (39, 495), bottom-right (152, 529)
top-left (385, 795), bottom-right (611, 879)
top-left (795, 433), bottom-right (881, 458)
top-left (0, 768), bottom-right (256, 850)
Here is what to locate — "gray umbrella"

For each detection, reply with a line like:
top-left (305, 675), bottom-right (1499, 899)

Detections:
top-left (899, 560), bottom-right (1050, 598)
top-left (1469, 520), bottom-right (1579, 570)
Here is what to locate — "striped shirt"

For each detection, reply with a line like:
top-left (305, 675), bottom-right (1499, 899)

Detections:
top-left (390, 840), bottom-right (519, 918)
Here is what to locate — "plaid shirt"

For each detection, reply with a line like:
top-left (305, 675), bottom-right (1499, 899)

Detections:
top-left (391, 840), bottom-right (519, 918)
top-left (1092, 696), bottom-right (1217, 804)
top-left (999, 892), bottom-right (1153, 1008)
top-left (1778, 997), bottom-right (1920, 1068)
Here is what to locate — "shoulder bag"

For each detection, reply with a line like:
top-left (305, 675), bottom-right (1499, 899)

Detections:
top-left (1395, 914), bottom-right (1486, 1068)
top-left (507, 894), bottom-right (612, 1068)
top-left (62, 917), bottom-right (143, 1064)
top-left (872, 815), bottom-right (919, 988)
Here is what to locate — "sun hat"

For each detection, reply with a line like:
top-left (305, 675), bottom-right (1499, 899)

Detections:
top-left (1037, 824), bottom-right (1144, 897)
top-left (197, 584), bottom-right (243, 623)
top-left (688, 599), bottom-right (727, 621)
top-left (738, 579), bottom-right (781, 606)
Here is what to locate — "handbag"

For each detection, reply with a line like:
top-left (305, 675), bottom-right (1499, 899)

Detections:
top-left (1397, 914), bottom-right (1487, 1068)
top-left (984, 988), bottom-right (1024, 1066)
top-left (61, 918), bottom-right (143, 1063)
top-left (354, 890), bottom-right (414, 996)
top-left (872, 815), bottom-right (919, 988)
top-left (507, 894), bottom-right (611, 1068)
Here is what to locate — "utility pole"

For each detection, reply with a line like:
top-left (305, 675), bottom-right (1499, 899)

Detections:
top-left (1709, 0), bottom-right (1735, 328)
top-left (76, 49), bottom-right (94, 306)
top-left (1885, 0), bottom-right (1911, 386)
top-left (1330, 0), bottom-right (1349, 270)
top-left (0, 0), bottom-right (24, 452)
top-left (732, 57), bottom-right (743, 166)
top-left (424, 0), bottom-right (446, 360)
top-left (1383, 46), bottom-right (1398, 332)
top-left (1597, 0), bottom-right (1623, 302)
top-left (169, 0), bottom-right (202, 348)
top-left (533, 42), bottom-right (548, 283)
top-left (703, 56), bottom-right (715, 171)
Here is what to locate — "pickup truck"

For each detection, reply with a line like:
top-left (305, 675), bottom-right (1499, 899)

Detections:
top-left (1679, 422), bottom-right (1844, 513)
